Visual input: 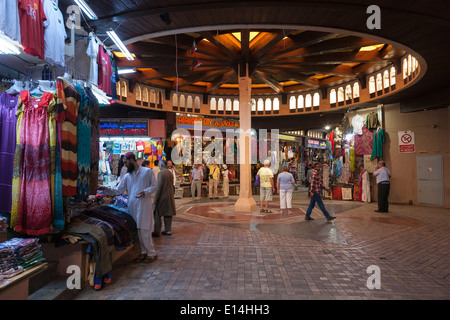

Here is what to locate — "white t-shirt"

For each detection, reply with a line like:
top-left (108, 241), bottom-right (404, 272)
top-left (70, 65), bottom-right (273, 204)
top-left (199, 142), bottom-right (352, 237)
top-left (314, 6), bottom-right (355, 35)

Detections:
top-left (86, 36), bottom-right (99, 85)
top-left (0, 0), bottom-right (21, 42)
top-left (222, 169), bottom-right (229, 180)
top-left (43, 0), bottom-right (67, 67)
top-left (351, 114), bottom-right (365, 135)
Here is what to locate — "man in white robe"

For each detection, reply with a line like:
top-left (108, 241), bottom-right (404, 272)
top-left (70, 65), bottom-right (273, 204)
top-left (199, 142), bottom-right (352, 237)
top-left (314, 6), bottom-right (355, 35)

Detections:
top-left (99, 152), bottom-right (157, 263)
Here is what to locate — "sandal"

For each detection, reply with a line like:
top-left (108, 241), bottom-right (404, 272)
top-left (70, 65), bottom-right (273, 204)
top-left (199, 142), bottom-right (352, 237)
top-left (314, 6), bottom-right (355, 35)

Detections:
top-left (143, 255), bottom-right (158, 264)
top-left (134, 254), bottom-right (146, 263)
top-left (260, 209), bottom-right (266, 213)
top-left (266, 210), bottom-right (273, 213)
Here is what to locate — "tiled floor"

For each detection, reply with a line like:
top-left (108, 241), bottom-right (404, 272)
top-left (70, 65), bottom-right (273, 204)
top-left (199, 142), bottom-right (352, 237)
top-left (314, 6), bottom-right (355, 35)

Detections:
top-left (74, 190), bottom-right (450, 300)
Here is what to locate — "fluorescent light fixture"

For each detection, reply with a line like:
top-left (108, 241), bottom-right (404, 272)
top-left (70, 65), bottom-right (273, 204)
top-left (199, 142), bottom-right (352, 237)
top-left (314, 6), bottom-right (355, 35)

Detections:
top-left (73, 0), bottom-right (98, 20)
top-left (0, 35), bottom-right (21, 55)
top-left (324, 125), bottom-right (330, 130)
top-left (118, 68), bottom-right (136, 75)
top-left (107, 29), bottom-right (134, 61)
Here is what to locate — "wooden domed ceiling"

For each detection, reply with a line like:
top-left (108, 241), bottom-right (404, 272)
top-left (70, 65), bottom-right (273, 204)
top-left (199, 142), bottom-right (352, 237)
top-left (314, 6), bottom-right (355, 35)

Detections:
top-left (115, 30), bottom-right (405, 95)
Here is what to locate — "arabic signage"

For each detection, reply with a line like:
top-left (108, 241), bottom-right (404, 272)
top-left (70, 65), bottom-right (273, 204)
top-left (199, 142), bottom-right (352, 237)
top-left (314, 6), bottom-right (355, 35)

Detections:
top-left (307, 139), bottom-right (327, 149)
top-left (398, 131), bottom-right (415, 153)
top-left (100, 119), bottom-right (149, 136)
top-left (176, 116), bottom-right (239, 131)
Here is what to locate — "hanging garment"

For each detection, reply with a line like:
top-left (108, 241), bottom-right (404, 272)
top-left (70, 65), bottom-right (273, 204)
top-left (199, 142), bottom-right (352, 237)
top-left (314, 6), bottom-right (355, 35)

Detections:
top-left (86, 36), bottom-right (100, 86)
top-left (18, 0), bottom-right (47, 59)
top-left (75, 85), bottom-right (92, 201)
top-left (85, 87), bottom-right (99, 195)
top-left (351, 114), bottom-right (365, 135)
top-left (354, 126), bottom-right (374, 156)
top-left (0, 0), bottom-right (22, 43)
top-left (371, 128), bottom-right (385, 160)
top-left (97, 45), bottom-right (113, 96)
top-left (43, 0), bottom-right (67, 67)
top-left (12, 91), bottom-right (55, 235)
top-left (0, 92), bottom-right (19, 214)
top-left (361, 170), bottom-right (371, 203)
top-left (55, 77), bottom-right (81, 196)
top-left (366, 112), bottom-right (379, 130)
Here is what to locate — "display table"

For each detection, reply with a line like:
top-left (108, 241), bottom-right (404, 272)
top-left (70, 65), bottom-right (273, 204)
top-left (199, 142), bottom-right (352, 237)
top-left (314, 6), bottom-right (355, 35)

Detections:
top-left (0, 263), bottom-right (48, 300)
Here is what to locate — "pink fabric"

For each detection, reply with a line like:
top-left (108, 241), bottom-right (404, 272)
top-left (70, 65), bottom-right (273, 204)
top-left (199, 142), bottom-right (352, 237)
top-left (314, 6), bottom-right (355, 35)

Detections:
top-left (354, 127), bottom-right (373, 156)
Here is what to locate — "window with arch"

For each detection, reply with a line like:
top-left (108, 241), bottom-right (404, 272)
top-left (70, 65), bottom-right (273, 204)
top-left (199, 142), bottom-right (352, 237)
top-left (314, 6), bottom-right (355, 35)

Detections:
top-left (298, 95), bottom-right (304, 109)
top-left (172, 93), bottom-right (178, 107)
top-left (158, 91), bottom-right (163, 106)
top-left (135, 86), bottom-right (142, 102)
top-left (225, 98), bottom-right (232, 112)
top-left (179, 94), bottom-right (186, 109)
top-left (233, 99), bottom-right (239, 112)
top-left (289, 96), bottom-right (296, 111)
top-left (116, 82), bottom-right (121, 97)
top-left (313, 92), bottom-right (320, 106)
top-left (257, 98), bottom-right (264, 112)
top-left (353, 82), bottom-right (360, 99)
top-left (305, 94), bottom-right (312, 108)
top-left (369, 76), bottom-right (376, 94)
top-left (345, 85), bottom-right (352, 101)
top-left (337, 88), bottom-right (344, 103)
top-left (150, 89), bottom-right (156, 104)
top-left (330, 89), bottom-right (336, 104)
top-left (273, 98), bottom-right (280, 111)
top-left (376, 73), bottom-right (383, 92)
top-left (402, 58), bottom-right (408, 79)
top-left (218, 98), bottom-right (224, 112)
top-left (390, 67), bottom-right (396, 86)
top-left (251, 99), bottom-right (256, 112)
top-left (121, 81), bottom-right (127, 100)
top-left (143, 88), bottom-right (149, 104)
top-left (407, 54), bottom-right (412, 76)
top-left (187, 95), bottom-right (193, 110)
top-left (194, 96), bottom-right (200, 112)
top-left (210, 97), bottom-right (217, 112)
top-left (265, 98), bottom-right (272, 111)
top-left (383, 70), bottom-right (390, 89)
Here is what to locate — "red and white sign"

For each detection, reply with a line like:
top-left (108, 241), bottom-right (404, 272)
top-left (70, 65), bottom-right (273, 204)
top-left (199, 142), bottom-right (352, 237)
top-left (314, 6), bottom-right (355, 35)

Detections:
top-left (398, 131), bottom-right (415, 153)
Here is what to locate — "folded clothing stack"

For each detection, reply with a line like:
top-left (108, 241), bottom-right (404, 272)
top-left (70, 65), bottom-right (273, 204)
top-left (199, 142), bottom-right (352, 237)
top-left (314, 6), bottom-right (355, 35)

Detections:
top-left (0, 238), bottom-right (45, 281)
top-left (0, 217), bottom-right (7, 232)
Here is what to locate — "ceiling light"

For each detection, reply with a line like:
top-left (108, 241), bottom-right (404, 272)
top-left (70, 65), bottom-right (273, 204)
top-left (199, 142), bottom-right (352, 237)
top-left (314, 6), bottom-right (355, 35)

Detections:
top-left (325, 125), bottom-right (330, 130)
top-left (73, 0), bottom-right (98, 20)
top-left (107, 29), bottom-right (134, 61)
top-left (118, 68), bottom-right (136, 75)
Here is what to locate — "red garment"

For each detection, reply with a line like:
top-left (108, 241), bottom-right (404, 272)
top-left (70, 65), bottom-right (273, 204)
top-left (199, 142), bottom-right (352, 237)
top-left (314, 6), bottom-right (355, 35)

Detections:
top-left (329, 131), bottom-right (334, 151)
top-left (18, 0), bottom-right (47, 59)
top-left (97, 45), bottom-right (112, 95)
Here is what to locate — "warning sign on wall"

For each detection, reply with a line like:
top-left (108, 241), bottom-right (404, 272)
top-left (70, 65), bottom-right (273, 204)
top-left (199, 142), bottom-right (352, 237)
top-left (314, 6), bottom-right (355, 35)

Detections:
top-left (398, 131), bottom-right (415, 153)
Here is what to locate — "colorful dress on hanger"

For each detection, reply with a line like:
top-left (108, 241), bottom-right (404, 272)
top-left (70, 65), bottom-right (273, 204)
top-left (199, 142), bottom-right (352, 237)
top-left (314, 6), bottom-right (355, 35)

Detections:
top-left (12, 91), bottom-right (55, 235)
top-left (55, 77), bottom-right (81, 196)
top-left (354, 126), bottom-right (374, 156)
top-left (85, 87), bottom-right (99, 195)
top-left (75, 84), bottom-right (92, 201)
top-left (0, 92), bottom-right (19, 214)
top-left (371, 128), bottom-right (385, 160)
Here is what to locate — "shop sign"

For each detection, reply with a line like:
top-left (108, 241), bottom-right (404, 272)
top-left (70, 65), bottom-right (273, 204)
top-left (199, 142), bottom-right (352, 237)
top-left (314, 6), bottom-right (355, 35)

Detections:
top-left (100, 119), bottom-right (149, 136)
top-left (398, 131), bottom-right (415, 153)
top-left (307, 139), bottom-right (327, 149)
top-left (176, 116), bottom-right (239, 131)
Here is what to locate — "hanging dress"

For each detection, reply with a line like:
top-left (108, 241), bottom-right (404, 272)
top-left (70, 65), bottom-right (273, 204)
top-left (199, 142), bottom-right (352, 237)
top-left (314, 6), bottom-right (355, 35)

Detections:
top-left (12, 91), bottom-right (55, 235)
top-left (0, 92), bottom-right (19, 214)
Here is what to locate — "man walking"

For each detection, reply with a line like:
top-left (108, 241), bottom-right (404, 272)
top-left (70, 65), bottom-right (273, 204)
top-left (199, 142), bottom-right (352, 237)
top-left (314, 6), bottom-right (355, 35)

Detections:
top-left (257, 159), bottom-right (275, 213)
top-left (373, 161), bottom-right (391, 213)
top-left (190, 163), bottom-right (203, 199)
top-left (153, 160), bottom-right (177, 236)
top-left (305, 162), bottom-right (336, 222)
top-left (99, 152), bottom-right (158, 263)
top-left (208, 161), bottom-right (220, 199)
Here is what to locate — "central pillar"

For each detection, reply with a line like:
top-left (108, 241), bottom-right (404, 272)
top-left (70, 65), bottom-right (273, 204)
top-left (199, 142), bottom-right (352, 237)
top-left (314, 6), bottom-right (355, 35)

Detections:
top-left (234, 63), bottom-right (257, 212)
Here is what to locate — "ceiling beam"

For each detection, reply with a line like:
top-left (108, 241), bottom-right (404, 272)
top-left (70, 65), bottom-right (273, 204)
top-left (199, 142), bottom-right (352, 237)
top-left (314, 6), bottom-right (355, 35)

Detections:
top-left (176, 67), bottom-right (234, 88)
top-left (207, 70), bottom-right (235, 93)
top-left (258, 66), bottom-right (319, 88)
top-left (250, 31), bottom-right (288, 60)
top-left (240, 30), bottom-right (250, 62)
top-left (254, 70), bottom-right (283, 93)
top-left (199, 32), bottom-right (240, 59)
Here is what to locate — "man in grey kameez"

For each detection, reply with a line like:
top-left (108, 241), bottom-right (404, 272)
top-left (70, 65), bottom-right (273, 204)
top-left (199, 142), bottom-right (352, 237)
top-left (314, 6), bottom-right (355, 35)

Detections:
top-left (153, 160), bottom-right (177, 236)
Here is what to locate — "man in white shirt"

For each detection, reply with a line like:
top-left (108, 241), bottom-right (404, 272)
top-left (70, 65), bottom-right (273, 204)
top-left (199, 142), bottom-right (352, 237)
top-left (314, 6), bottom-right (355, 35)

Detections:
top-left (190, 164), bottom-right (203, 199)
top-left (99, 152), bottom-right (157, 263)
top-left (373, 161), bottom-right (391, 213)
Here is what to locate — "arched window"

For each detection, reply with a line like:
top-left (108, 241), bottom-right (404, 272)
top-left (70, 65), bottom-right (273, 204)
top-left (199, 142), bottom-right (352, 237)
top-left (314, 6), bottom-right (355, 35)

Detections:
top-left (143, 88), bottom-right (149, 103)
top-left (121, 81), bottom-right (127, 98)
top-left (369, 76), bottom-right (376, 94)
top-left (383, 70), bottom-right (390, 89)
top-left (172, 93), bottom-right (178, 106)
top-left (135, 86), bottom-right (142, 101)
top-left (233, 99), bottom-right (239, 112)
top-left (305, 94), bottom-right (312, 108)
top-left (313, 92), bottom-right (320, 106)
top-left (251, 99), bottom-right (256, 112)
top-left (353, 82), bottom-right (360, 98)
top-left (187, 95), bottom-right (193, 110)
top-left (376, 73), bottom-right (383, 91)
top-left (194, 96), bottom-right (200, 111)
top-left (257, 98), bottom-right (264, 112)
top-left (265, 98), bottom-right (272, 111)
top-left (298, 95), bottom-right (304, 109)
top-left (345, 85), bottom-right (352, 100)
top-left (116, 82), bottom-right (121, 97)
top-left (226, 98), bottom-right (232, 111)
top-left (407, 54), bottom-right (412, 76)
top-left (218, 98), bottom-right (224, 111)
top-left (179, 94), bottom-right (186, 108)
top-left (337, 88), bottom-right (344, 103)
top-left (403, 58), bottom-right (408, 79)
top-left (289, 96), bottom-right (296, 110)
top-left (390, 67), bottom-right (396, 86)
top-left (158, 91), bottom-right (163, 105)
top-left (150, 89), bottom-right (156, 104)
top-left (273, 98), bottom-right (280, 111)
top-left (210, 97), bottom-right (217, 111)
top-left (330, 89), bottom-right (336, 104)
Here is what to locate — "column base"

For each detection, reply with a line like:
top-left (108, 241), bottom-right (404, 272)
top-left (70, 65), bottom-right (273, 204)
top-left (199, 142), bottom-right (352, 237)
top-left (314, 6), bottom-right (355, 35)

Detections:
top-left (234, 197), bottom-right (257, 212)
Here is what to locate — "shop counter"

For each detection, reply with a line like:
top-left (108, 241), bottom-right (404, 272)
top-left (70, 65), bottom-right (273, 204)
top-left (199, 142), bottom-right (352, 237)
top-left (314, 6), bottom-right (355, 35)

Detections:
top-left (0, 263), bottom-right (48, 300)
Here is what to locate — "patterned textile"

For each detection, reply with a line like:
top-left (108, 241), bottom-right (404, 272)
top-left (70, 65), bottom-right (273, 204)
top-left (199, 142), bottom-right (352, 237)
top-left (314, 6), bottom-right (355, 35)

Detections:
top-left (337, 163), bottom-right (351, 184)
top-left (332, 187), bottom-right (342, 200)
top-left (366, 112), bottom-right (379, 129)
top-left (354, 126), bottom-right (373, 156)
top-left (85, 87), bottom-right (99, 195)
top-left (75, 85), bottom-right (92, 201)
top-left (12, 91), bottom-right (54, 235)
top-left (55, 77), bottom-right (81, 196)
top-left (73, 214), bottom-right (115, 246)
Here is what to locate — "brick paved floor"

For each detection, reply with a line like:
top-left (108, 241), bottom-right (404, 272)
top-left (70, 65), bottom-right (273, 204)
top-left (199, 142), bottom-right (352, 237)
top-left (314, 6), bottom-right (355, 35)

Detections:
top-left (74, 191), bottom-right (450, 300)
